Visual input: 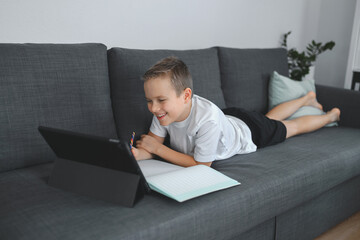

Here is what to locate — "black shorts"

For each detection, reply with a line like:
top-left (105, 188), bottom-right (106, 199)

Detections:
top-left (222, 107), bottom-right (287, 148)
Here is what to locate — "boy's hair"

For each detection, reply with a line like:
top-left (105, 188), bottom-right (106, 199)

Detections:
top-left (143, 56), bottom-right (193, 97)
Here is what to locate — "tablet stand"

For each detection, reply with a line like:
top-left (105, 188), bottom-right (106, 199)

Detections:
top-left (48, 158), bottom-right (144, 208)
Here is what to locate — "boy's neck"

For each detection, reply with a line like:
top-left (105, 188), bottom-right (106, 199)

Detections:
top-left (177, 98), bottom-right (193, 123)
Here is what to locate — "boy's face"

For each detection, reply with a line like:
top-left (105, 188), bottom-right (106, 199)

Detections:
top-left (144, 75), bottom-right (191, 126)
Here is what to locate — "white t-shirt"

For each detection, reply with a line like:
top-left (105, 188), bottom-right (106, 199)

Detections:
top-left (150, 94), bottom-right (257, 162)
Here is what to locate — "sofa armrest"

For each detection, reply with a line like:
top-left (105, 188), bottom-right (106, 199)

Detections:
top-left (316, 84), bottom-right (360, 128)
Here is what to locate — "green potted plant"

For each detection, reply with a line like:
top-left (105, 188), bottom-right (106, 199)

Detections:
top-left (281, 31), bottom-right (335, 81)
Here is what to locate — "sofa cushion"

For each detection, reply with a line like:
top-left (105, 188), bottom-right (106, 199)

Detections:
top-left (215, 127), bottom-right (360, 226)
top-left (107, 47), bottom-right (225, 142)
top-left (269, 71), bottom-right (337, 127)
top-left (0, 44), bottom-right (117, 173)
top-left (218, 47), bottom-right (289, 113)
top-left (269, 71), bottom-right (316, 110)
top-left (0, 162), bottom-right (268, 240)
top-left (1, 127), bottom-right (359, 240)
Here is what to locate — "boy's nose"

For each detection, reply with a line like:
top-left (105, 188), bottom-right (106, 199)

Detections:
top-left (150, 102), bottom-right (160, 113)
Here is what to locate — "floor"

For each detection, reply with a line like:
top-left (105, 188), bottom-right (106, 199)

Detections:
top-left (314, 211), bottom-right (360, 240)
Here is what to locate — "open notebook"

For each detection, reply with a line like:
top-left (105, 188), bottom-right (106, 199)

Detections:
top-left (138, 160), bottom-right (240, 202)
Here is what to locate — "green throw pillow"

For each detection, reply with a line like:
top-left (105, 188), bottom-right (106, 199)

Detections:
top-left (268, 71), bottom-right (337, 127)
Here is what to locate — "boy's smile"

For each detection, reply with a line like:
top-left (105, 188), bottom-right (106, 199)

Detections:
top-left (144, 74), bottom-right (192, 126)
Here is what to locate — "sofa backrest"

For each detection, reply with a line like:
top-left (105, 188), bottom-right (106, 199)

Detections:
top-left (107, 47), bottom-right (225, 142)
top-left (218, 47), bottom-right (289, 114)
top-left (0, 43), bottom-right (117, 173)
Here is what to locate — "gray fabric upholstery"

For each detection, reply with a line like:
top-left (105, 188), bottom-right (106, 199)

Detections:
top-left (316, 84), bottom-right (360, 128)
top-left (234, 219), bottom-right (275, 240)
top-left (1, 44), bottom-right (360, 240)
top-left (218, 47), bottom-right (288, 113)
top-left (107, 47), bottom-right (225, 142)
top-left (0, 163), bottom-right (265, 240)
top-left (276, 175), bottom-right (360, 240)
top-left (212, 126), bottom-right (360, 234)
top-left (1, 127), bottom-right (359, 240)
top-left (0, 44), bottom-right (117, 173)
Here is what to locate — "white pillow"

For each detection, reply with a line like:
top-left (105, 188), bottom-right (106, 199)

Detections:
top-left (268, 71), bottom-right (337, 127)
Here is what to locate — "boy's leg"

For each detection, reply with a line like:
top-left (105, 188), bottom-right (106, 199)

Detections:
top-left (266, 91), bottom-right (323, 121)
top-left (282, 108), bottom-right (340, 138)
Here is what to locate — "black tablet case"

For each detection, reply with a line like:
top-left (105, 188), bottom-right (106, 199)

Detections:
top-left (39, 126), bottom-right (149, 207)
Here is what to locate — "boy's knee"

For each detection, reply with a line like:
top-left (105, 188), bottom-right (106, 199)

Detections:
top-left (265, 112), bottom-right (275, 120)
top-left (282, 120), bottom-right (298, 138)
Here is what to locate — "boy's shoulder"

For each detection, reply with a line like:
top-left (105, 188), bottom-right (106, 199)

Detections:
top-left (193, 95), bottom-right (221, 112)
top-left (191, 95), bottom-right (224, 125)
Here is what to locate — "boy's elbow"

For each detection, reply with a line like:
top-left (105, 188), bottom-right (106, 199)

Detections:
top-left (196, 161), bottom-right (213, 167)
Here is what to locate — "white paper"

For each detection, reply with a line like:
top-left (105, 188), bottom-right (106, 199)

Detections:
top-left (137, 159), bottom-right (183, 178)
top-left (137, 159), bottom-right (240, 202)
top-left (148, 165), bottom-right (237, 196)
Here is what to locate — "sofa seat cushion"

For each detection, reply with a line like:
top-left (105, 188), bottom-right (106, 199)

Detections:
top-left (107, 47), bottom-right (225, 141)
top-left (212, 126), bottom-right (360, 228)
top-left (0, 163), bottom-right (263, 240)
top-left (1, 127), bottom-right (359, 240)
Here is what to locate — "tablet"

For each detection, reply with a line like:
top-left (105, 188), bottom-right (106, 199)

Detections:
top-left (38, 126), bottom-right (151, 193)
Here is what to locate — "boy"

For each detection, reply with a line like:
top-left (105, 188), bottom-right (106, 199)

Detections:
top-left (131, 57), bottom-right (340, 167)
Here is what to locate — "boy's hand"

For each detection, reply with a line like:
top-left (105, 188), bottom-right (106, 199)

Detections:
top-left (130, 146), bottom-right (140, 160)
top-left (131, 146), bottom-right (153, 161)
top-left (135, 132), bottom-right (212, 167)
top-left (136, 134), bottom-right (161, 155)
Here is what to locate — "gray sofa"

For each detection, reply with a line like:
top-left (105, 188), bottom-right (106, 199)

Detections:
top-left (1, 43), bottom-right (360, 240)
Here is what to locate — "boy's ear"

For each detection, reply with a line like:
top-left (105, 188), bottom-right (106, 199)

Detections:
top-left (184, 88), bottom-right (192, 103)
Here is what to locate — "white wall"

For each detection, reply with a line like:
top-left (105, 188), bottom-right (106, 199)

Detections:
top-left (0, 0), bottom-right (308, 49)
top-left (0, 0), bottom-right (355, 87)
top-left (314, 0), bottom-right (357, 88)
top-left (345, 0), bottom-right (360, 89)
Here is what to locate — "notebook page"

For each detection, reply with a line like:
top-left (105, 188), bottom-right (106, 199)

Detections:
top-left (138, 159), bottom-right (183, 178)
top-left (147, 165), bottom-right (240, 202)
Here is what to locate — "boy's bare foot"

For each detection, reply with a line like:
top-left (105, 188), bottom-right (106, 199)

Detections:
top-left (327, 108), bottom-right (341, 122)
top-left (305, 91), bottom-right (323, 110)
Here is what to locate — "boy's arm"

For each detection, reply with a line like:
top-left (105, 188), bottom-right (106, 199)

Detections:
top-left (137, 131), bottom-right (212, 167)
